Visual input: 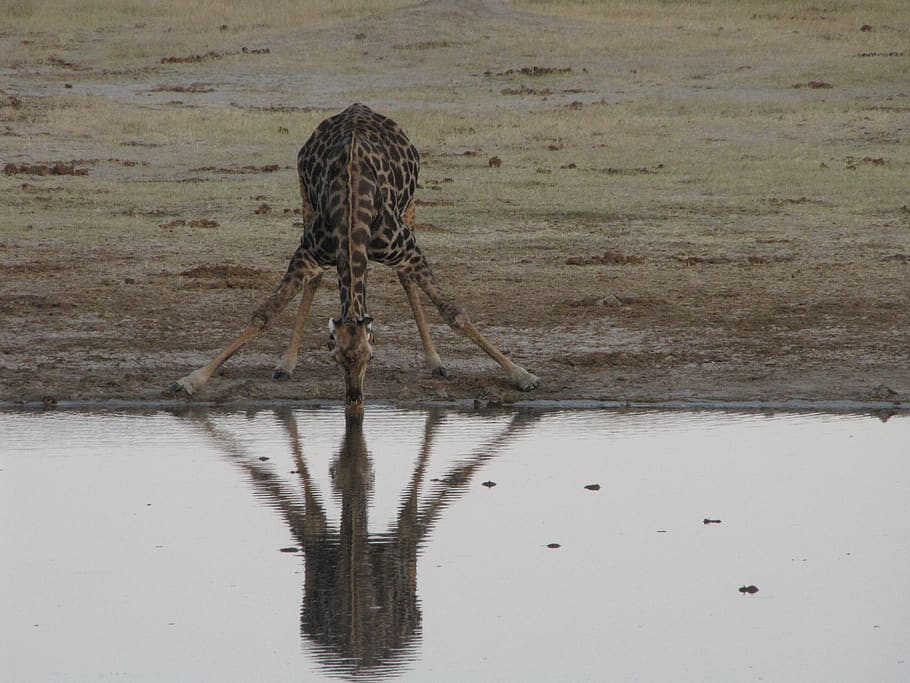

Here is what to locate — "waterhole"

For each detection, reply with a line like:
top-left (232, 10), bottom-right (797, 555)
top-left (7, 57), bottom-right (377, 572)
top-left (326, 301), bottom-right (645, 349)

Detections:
top-left (2, 407), bottom-right (908, 682)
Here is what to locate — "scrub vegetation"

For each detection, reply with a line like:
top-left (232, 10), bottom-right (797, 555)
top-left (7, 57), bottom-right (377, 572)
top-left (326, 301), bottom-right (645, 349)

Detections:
top-left (1, 0), bottom-right (908, 405)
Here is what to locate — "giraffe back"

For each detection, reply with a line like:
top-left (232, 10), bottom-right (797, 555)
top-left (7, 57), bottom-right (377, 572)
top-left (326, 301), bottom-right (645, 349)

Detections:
top-left (297, 104), bottom-right (421, 320)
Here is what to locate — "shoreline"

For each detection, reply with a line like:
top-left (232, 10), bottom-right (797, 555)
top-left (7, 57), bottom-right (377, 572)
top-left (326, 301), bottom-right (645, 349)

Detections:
top-left (3, 397), bottom-right (907, 414)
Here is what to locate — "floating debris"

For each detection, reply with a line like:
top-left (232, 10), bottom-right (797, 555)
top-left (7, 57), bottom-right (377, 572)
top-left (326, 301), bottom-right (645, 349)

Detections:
top-left (584, 484), bottom-right (601, 491)
top-left (739, 584), bottom-right (759, 595)
top-left (482, 480), bottom-right (497, 488)
top-left (279, 546), bottom-right (300, 553)
top-left (703, 518), bottom-right (722, 525)
top-left (547, 543), bottom-right (561, 549)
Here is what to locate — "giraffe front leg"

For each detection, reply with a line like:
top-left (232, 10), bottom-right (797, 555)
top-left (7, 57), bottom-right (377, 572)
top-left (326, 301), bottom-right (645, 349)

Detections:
top-left (412, 264), bottom-right (541, 391)
top-left (170, 248), bottom-right (319, 396)
top-left (397, 271), bottom-right (447, 378)
top-left (171, 324), bottom-right (263, 396)
top-left (273, 272), bottom-right (324, 380)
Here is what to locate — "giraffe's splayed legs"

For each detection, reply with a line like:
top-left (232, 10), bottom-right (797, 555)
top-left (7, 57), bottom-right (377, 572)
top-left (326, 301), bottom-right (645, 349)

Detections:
top-left (170, 249), bottom-right (324, 396)
top-left (273, 273), bottom-right (324, 381)
top-left (170, 103), bottom-right (540, 405)
top-left (398, 271), bottom-right (447, 378)
top-left (399, 258), bottom-right (541, 392)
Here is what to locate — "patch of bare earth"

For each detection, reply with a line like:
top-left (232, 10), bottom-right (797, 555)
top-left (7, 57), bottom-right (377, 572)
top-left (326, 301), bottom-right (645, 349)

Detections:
top-left (1, 1), bottom-right (908, 407)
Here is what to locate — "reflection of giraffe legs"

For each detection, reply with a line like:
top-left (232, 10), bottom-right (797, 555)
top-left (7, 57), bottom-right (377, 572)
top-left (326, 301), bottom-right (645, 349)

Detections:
top-left (187, 409), bottom-right (326, 541)
top-left (415, 411), bottom-right (541, 533)
top-left (182, 406), bottom-right (543, 678)
top-left (396, 409), bottom-right (444, 539)
top-left (274, 408), bottom-right (327, 538)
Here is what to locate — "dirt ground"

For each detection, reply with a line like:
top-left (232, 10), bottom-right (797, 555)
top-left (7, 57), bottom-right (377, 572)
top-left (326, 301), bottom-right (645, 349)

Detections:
top-left (1, 1), bottom-right (908, 408)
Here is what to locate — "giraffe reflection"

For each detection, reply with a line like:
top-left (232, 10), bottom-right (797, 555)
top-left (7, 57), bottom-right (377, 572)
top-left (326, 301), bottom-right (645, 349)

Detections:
top-left (194, 408), bottom-right (539, 679)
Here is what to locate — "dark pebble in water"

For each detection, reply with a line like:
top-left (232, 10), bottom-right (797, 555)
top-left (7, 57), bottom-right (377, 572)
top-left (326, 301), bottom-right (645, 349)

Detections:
top-left (584, 484), bottom-right (601, 491)
top-left (547, 543), bottom-right (561, 549)
top-left (482, 480), bottom-right (497, 488)
top-left (279, 547), bottom-right (300, 553)
top-left (739, 585), bottom-right (759, 595)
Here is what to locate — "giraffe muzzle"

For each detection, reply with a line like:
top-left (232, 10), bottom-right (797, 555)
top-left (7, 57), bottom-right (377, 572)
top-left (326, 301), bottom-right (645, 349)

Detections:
top-left (342, 364), bottom-right (367, 411)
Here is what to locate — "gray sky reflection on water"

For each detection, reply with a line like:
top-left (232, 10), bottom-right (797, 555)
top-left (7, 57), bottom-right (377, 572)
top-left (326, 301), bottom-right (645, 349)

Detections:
top-left (1, 407), bottom-right (909, 682)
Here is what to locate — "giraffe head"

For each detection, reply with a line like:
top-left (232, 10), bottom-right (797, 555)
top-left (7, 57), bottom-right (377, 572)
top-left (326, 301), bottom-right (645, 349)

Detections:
top-left (328, 317), bottom-right (374, 412)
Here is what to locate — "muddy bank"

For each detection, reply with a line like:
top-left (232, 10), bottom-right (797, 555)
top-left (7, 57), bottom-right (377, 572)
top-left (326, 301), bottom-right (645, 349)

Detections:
top-left (1, 1), bottom-right (908, 408)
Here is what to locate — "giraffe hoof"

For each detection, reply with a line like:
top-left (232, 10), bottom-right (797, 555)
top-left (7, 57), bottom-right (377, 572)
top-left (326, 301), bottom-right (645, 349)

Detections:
top-left (431, 365), bottom-right (449, 379)
top-left (272, 368), bottom-right (292, 381)
top-left (169, 380), bottom-right (193, 396)
top-left (515, 372), bottom-right (541, 391)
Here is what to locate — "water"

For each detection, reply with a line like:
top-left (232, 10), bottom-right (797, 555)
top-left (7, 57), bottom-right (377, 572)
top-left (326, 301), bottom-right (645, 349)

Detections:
top-left (2, 407), bottom-right (908, 682)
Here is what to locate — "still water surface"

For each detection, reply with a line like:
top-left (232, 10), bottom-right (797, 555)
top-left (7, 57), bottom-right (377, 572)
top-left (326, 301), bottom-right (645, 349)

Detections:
top-left (2, 407), bottom-right (909, 682)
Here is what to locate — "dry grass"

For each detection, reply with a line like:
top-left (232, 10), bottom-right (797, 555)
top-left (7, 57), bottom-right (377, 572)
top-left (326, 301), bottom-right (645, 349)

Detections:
top-left (1, 0), bottom-right (908, 403)
top-left (2, 0), bottom-right (907, 231)
top-left (3, 0), bottom-right (413, 67)
top-left (4, 0), bottom-right (412, 31)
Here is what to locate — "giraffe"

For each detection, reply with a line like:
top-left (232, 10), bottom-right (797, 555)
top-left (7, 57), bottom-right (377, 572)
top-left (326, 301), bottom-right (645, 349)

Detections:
top-left (171, 103), bottom-right (540, 410)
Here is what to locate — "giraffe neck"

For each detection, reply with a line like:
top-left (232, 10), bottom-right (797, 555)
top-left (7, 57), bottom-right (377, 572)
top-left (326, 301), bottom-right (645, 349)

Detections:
top-left (339, 130), bottom-right (373, 322)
